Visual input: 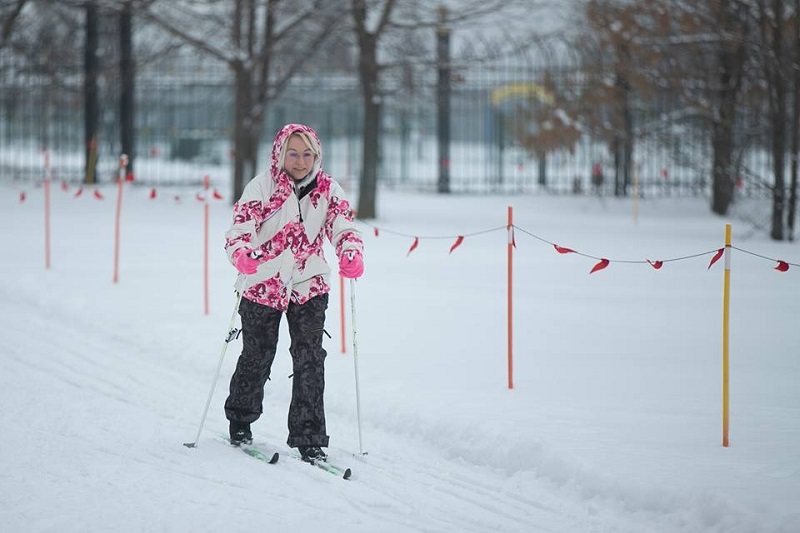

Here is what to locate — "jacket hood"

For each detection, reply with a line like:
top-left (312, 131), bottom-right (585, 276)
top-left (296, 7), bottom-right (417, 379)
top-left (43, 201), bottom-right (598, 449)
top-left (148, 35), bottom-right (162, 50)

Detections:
top-left (269, 123), bottom-right (323, 183)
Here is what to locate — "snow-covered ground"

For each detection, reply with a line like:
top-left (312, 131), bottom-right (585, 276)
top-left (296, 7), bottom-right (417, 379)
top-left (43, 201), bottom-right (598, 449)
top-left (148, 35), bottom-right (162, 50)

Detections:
top-left (1, 179), bottom-right (798, 532)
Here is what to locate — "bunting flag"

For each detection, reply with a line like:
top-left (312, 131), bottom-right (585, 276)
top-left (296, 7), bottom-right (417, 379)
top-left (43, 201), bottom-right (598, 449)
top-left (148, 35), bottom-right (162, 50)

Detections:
top-left (708, 248), bottom-right (724, 270)
top-left (647, 259), bottom-right (663, 270)
top-left (74, 187), bottom-right (83, 198)
top-left (407, 237), bottom-right (419, 256)
top-left (213, 188), bottom-right (223, 200)
top-left (554, 244), bottom-right (575, 254)
top-left (93, 189), bottom-right (104, 200)
top-left (374, 227), bottom-right (379, 237)
top-left (19, 191), bottom-right (26, 203)
top-left (589, 258), bottom-right (610, 274)
top-left (196, 193), bottom-right (205, 202)
top-left (61, 181), bottom-right (68, 192)
top-left (449, 236), bottom-right (464, 254)
top-left (149, 188), bottom-right (157, 199)
top-left (775, 260), bottom-right (790, 272)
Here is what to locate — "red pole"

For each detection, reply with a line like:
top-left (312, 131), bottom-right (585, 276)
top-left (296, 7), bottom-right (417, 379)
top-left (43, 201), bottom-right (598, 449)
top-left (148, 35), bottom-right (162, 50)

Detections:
top-left (43, 149), bottom-right (51, 270)
top-left (507, 205), bottom-right (514, 390)
top-left (113, 154), bottom-right (128, 284)
top-left (203, 175), bottom-right (210, 315)
top-left (340, 275), bottom-right (346, 353)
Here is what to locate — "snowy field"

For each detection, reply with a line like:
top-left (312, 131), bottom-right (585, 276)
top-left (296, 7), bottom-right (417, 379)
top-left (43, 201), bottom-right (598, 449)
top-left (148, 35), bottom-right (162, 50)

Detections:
top-left (0, 178), bottom-right (798, 532)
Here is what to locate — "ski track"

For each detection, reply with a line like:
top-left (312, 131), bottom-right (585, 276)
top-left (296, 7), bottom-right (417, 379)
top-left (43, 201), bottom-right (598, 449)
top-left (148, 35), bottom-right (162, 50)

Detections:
top-left (1, 254), bottom-right (790, 532)
top-left (0, 286), bottom-right (682, 533)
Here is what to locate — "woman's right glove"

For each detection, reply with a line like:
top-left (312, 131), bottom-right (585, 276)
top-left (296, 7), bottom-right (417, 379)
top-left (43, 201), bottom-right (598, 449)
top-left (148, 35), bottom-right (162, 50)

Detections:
top-left (232, 248), bottom-right (261, 275)
top-left (339, 250), bottom-right (364, 279)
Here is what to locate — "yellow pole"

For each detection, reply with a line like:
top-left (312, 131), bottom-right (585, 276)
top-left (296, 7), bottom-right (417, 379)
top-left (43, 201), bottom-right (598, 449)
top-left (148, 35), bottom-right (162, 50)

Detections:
top-left (722, 223), bottom-right (732, 447)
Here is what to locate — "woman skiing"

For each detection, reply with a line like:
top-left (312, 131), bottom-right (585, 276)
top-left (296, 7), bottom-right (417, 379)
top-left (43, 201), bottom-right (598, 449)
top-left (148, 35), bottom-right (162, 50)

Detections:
top-left (223, 123), bottom-right (364, 463)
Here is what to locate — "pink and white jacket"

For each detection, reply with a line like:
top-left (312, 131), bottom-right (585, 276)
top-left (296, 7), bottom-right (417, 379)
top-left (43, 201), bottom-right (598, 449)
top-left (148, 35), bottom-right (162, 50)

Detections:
top-left (224, 124), bottom-right (363, 311)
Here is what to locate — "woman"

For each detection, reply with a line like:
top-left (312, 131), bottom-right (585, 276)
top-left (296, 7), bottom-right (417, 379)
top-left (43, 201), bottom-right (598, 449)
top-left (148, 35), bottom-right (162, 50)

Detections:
top-left (223, 123), bottom-right (364, 463)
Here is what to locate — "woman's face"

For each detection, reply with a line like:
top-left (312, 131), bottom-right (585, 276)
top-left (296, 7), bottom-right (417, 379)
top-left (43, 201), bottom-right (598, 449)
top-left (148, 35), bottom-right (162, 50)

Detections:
top-left (284, 135), bottom-right (316, 181)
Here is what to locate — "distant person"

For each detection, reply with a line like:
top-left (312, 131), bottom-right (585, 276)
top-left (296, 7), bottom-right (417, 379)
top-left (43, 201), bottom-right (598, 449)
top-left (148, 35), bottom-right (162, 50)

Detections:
top-left (591, 163), bottom-right (604, 194)
top-left (223, 123), bottom-right (364, 463)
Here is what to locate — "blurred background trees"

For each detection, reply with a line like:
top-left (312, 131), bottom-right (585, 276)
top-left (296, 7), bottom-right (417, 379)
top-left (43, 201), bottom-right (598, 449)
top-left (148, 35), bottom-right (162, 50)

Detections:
top-left (1, 0), bottom-right (798, 239)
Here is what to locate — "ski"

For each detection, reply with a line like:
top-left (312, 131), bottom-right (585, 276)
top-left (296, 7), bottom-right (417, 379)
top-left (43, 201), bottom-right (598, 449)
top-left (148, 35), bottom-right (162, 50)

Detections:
top-left (219, 436), bottom-right (279, 465)
top-left (240, 443), bottom-right (279, 465)
top-left (290, 451), bottom-right (352, 480)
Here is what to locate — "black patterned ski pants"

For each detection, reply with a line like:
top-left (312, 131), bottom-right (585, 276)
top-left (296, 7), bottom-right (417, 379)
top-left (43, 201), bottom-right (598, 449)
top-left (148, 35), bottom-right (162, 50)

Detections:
top-left (224, 293), bottom-right (330, 448)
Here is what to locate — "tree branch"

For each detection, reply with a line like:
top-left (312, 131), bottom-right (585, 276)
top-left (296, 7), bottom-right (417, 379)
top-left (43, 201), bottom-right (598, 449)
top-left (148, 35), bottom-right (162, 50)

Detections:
top-left (1, 0), bottom-right (28, 48)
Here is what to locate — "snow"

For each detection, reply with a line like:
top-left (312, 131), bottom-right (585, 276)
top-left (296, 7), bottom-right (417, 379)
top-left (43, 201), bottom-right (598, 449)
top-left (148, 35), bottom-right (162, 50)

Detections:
top-left (1, 180), bottom-right (799, 532)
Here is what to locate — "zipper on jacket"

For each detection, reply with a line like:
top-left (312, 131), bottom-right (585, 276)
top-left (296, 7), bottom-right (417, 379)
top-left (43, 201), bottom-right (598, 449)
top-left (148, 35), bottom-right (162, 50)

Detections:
top-left (294, 176), bottom-right (318, 223)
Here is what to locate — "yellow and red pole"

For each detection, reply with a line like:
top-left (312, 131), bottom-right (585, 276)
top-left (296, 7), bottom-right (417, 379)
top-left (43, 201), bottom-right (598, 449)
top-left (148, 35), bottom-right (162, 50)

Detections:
top-left (722, 223), bottom-right (732, 447)
top-left (507, 205), bottom-right (514, 390)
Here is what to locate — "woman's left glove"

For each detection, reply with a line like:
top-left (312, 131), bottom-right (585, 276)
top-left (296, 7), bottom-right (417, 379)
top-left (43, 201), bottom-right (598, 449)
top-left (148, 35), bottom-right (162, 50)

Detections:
top-left (339, 250), bottom-right (364, 279)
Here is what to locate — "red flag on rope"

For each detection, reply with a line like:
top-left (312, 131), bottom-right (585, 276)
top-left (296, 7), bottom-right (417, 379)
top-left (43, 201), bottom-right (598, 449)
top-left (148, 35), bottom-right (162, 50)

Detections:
top-left (449, 236), bottom-right (464, 254)
top-left (61, 181), bottom-right (68, 192)
top-left (407, 237), bottom-right (419, 256)
top-left (149, 188), bottom-right (157, 199)
top-left (374, 227), bottom-right (379, 237)
top-left (647, 260), bottom-right (663, 270)
top-left (554, 244), bottom-right (575, 254)
top-left (74, 187), bottom-right (83, 198)
top-left (775, 260), bottom-right (790, 272)
top-left (590, 258), bottom-right (610, 274)
top-left (213, 188), bottom-right (223, 200)
top-left (708, 248), bottom-right (724, 270)
top-left (19, 191), bottom-right (26, 203)
top-left (93, 189), bottom-right (104, 200)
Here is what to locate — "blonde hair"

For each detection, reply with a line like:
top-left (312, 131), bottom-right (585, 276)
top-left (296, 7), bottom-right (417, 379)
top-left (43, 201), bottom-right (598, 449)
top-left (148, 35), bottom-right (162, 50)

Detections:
top-left (279, 132), bottom-right (320, 170)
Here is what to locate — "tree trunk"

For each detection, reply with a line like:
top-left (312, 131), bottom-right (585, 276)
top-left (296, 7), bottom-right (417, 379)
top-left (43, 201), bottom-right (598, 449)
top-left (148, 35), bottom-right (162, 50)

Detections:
top-left (356, 33), bottom-right (379, 219)
top-left (710, 47), bottom-right (743, 216)
top-left (710, 118), bottom-right (735, 215)
top-left (119, 2), bottom-right (135, 179)
top-left (612, 56), bottom-right (632, 197)
top-left (436, 9), bottom-right (451, 194)
top-left (232, 63), bottom-right (253, 202)
top-left (789, 0), bottom-right (800, 241)
top-left (84, 1), bottom-right (99, 184)
top-left (769, 0), bottom-right (786, 241)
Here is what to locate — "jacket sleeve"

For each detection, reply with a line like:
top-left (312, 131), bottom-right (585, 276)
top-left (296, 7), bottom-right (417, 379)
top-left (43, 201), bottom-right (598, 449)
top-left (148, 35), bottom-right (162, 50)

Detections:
top-left (224, 180), bottom-right (264, 263)
top-left (325, 181), bottom-right (363, 260)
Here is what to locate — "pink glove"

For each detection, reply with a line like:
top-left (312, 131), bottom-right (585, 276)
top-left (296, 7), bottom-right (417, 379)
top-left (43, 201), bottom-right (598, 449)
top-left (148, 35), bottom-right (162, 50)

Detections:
top-left (339, 250), bottom-right (364, 279)
top-left (232, 248), bottom-right (261, 275)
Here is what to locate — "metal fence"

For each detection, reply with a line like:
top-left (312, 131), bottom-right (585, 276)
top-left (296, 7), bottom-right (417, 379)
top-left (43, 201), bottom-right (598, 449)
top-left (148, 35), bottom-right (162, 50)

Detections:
top-left (0, 34), bottom-right (777, 200)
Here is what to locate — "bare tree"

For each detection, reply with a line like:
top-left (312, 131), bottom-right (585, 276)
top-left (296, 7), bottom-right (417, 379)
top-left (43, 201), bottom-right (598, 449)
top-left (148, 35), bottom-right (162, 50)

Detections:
top-left (139, 0), bottom-right (343, 201)
top-left (349, 0), bottom-right (532, 218)
top-left (581, 0), bottom-right (751, 211)
top-left (790, 0), bottom-right (800, 240)
top-left (754, 0), bottom-right (799, 240)
top-left (582, 0), bottom-right (667, 197)
top-left (1, 0), bottom-right (29, 48)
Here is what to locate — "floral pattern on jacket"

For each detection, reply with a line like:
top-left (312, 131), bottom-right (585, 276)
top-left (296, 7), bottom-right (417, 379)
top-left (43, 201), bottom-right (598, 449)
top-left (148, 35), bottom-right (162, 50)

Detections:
top-left (224, 124), bottom-right (363, 311)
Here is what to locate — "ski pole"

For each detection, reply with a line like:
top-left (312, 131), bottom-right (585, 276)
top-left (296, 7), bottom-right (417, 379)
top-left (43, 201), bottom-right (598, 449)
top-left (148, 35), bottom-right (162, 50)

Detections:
top-left (349, 278), bottom-right (366, 455)
top-left (184, 290), bottom-right (244, 448)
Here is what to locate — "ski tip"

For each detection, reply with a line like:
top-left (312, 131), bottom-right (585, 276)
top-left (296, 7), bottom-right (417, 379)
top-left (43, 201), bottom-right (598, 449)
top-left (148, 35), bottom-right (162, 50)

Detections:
top-left (183, 442), bottom-right (197, 449)
top-left (270, 452), bottom-right (280, 464)
top-left (343, 468), bottom-right (352, 480)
